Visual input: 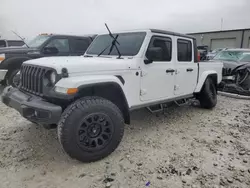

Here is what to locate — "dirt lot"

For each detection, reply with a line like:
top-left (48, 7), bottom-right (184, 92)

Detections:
top-left (0, 86), bottom-right (250, 188)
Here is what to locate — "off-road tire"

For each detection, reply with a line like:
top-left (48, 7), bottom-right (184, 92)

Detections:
top-left (57, 96), bottom-right (124, 162)
top-left (198, 77), bottom-right (217, 109)
top-left (6, 69), bottom-right (20, 87)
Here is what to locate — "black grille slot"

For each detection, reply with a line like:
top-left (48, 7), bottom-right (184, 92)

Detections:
top-left (222, 68), bottom-right (232, 76)
top-left (20, 65), bottom-right (47, 96)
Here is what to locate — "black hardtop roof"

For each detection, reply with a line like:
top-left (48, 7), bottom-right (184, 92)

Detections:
top-left (150, 29), bottom-right (196, 40)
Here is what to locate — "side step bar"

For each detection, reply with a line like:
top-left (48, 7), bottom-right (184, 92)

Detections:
top-left (146, 99), bottom-right (191, 114)
top-left (147, 104), bottom-right (163, 113)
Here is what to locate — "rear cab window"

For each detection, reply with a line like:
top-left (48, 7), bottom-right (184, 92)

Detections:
top-left (0, 40), bottom-right (7, 47)
top-left (177, 39), bottom-right (193, 62)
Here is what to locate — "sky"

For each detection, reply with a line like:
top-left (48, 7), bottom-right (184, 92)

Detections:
top-left (1, 0), bottom-right (250, 40)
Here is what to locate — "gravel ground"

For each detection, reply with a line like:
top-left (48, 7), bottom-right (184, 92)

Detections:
top-left (0, 86), bottom-right (250, 188)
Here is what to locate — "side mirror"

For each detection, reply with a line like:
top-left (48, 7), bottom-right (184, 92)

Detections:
top-left (145, 47), bottom-right (163, 64)
top-left (43, 47), bottom-right (59, 55)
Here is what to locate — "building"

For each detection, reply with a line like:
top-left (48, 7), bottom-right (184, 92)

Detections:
top-left (188, 28), bottom-right (250, 51)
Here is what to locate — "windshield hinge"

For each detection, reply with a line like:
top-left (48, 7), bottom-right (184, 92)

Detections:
top-left (140, 89), bottom-right (147, 96)
top-left (141, 70), bottom-right (148, 77)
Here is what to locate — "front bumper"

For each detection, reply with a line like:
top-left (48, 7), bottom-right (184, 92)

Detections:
top-left (1, 87), bottom-right (62, 124)
top-left (0, 69), bottom-right (7, 81)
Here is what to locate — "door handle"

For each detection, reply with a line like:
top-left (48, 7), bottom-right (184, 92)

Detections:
top-left (166, 69), bottom-right (175, 73)
top-left (186, 68), bottom-right (193, 72)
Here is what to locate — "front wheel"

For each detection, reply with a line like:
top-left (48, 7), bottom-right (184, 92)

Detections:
top-left (57, 97), bottom-right (125, 162)
top-left (197, 78), bottom-right (217, 109)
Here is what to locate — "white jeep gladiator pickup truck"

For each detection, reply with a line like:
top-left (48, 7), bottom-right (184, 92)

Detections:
top-left (2, 29), bottom-right (223, 162)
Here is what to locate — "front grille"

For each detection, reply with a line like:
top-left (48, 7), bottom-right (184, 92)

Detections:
top-left (20, 65), bottom-right (46, 96)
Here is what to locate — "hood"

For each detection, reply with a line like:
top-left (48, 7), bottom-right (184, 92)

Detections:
top-left (210, 59), bottom-right (243, 70)
top-left (232, 62), bottom-right (250, 73)
top-left (24, 56), bottom-right (138, 74)
top-left (210, 59), bottom-right (249, 76)
top-left (0, 46), bottom-right (37, 55)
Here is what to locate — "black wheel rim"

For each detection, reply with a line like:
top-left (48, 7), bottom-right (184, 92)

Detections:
top-left (77, 113), bottom-right (114, 151)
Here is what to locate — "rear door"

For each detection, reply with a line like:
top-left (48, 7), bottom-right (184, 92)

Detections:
top-left (70, 37), bottom-right (91, 56)
top-left (174, 37), bottom-right (198, 96)
top-left (140, 35), bottom-right (175, 101)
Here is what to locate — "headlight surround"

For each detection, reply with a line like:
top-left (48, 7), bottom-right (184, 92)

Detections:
top-left (44, 70), bottom-right (57, 86)
top-left (0, 54), bottom-right (5, 63)
top-left (50, 71), bottom-right (56, 84)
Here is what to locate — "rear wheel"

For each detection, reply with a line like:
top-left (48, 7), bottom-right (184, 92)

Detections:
top-left (58, 96), bottom-right (124, 162)
top-left (197, 77), bottom-right (217, 109)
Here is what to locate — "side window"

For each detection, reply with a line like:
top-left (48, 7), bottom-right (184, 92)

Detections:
top-left (46, 38), bottom-right (69, 52)
top-left (7, 41), bottom-right (25, 47)
top-left (177, 39), bottom-right (192, 62)
top-left (0, 40), bottom-right (7, 47)
top-left (71, 38), bottom-right (90, 52)
top-left (146, 36), bottom-right (172, 61)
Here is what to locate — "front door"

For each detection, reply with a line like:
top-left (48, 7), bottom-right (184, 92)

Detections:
top-left (140, 35), bottom-right (175, 101)
top-left (174, 38), bottom-right (198, 96)
top-left (43, 37), bottom-right (71, 56)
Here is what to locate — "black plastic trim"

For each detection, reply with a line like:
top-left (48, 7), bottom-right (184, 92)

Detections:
top-left (115, 75), bottom-right (125, 85)
top-left (77, 82), bottom-right (130, 124)
top-left (193, 38), bottom-right (198, 63)
top-left (1, 87), bottom-right (62, 124)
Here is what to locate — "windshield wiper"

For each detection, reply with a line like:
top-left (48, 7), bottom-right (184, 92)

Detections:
top-left (11, 30), bottom-right (30, 48)
top-left (97, 23), bottom-right (122, 59)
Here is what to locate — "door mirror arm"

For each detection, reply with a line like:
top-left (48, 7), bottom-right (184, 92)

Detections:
top-left (144, 59), bottom-right (153, 64)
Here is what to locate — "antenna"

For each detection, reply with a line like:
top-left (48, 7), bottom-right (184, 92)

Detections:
top-left (11, 30), bottom-right (29, 48)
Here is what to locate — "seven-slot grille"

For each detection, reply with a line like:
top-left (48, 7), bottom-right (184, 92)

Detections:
top-left (20, 64), bottom-right (47, 96)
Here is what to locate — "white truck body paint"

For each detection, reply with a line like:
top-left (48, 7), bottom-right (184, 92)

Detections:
top-left (23, 29), bottom-right (223, 109)
top-left (194, 62), bottom-right (223, 93)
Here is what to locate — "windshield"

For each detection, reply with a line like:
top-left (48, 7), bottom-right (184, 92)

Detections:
top-left (239, 53), bottom-right (250, 62)
top-left (23, 35), bottom-right (50, 48)
top-left (86, 32), bottom-right (146, 56)
top-left (211, 48), bottom-right (223, 53)
top-left (213, 51), bottom-right (245, 61)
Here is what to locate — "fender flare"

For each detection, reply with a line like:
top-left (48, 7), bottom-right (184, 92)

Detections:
top-left (55, 75), bottom-right (131, 124)
top-left (194, 71), bottom-right (218, 93)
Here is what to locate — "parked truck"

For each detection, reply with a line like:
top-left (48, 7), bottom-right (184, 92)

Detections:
top-left (0, 33), bottom-right (96, 87)
top-left (2, 28), bottom-right (223, 162)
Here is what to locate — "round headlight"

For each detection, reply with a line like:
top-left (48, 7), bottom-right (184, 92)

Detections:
top-left (50, 71), bottom-right (56, 84)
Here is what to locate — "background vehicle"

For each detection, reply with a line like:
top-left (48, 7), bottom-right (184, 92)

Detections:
top-left (211, 48), bottom-right (250, 76)
top-left (0, 33), bottom-right (96, 87)
top-left (2, 29), bottom-right (223, 162)
top-left (0, 39), bottom-right (25, 48)
top-left (211, 49), bottom-right (250, 95)
top-left (206, 48), bottom-right (226, 60)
